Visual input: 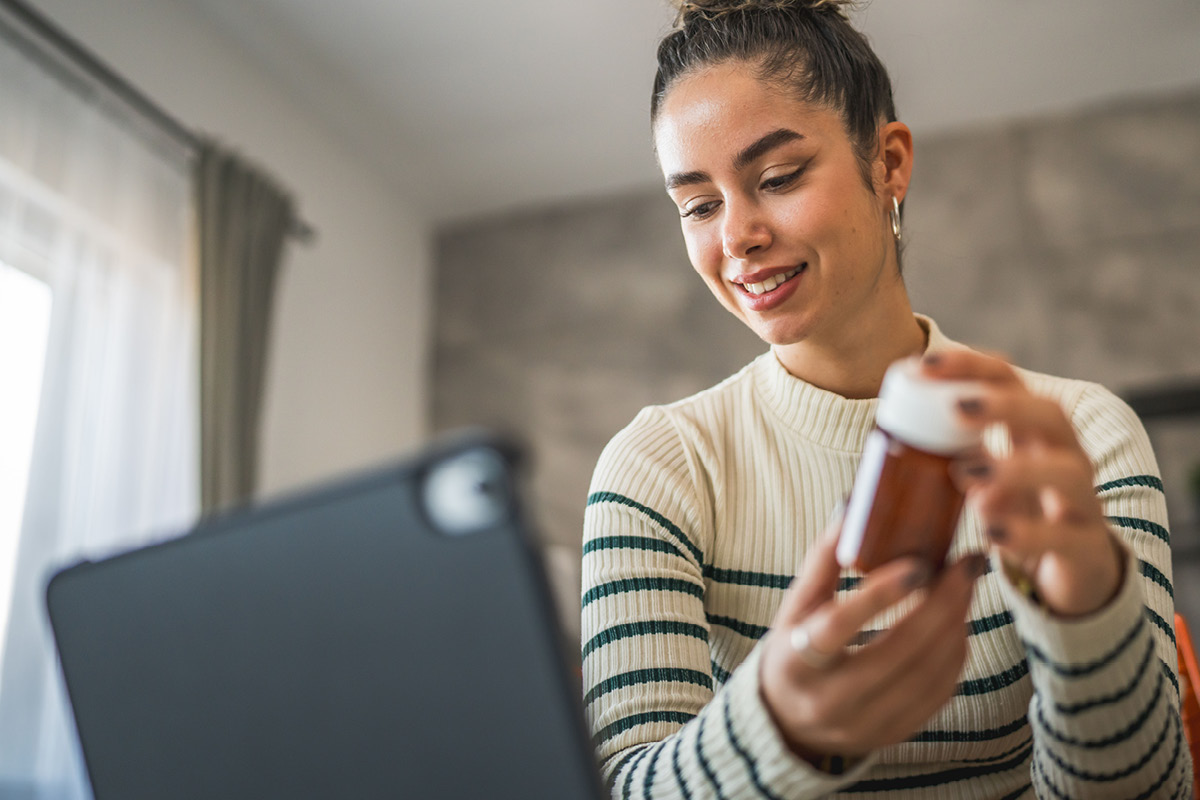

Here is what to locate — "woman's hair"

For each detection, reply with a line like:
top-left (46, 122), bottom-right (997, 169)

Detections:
top-left (653, 0), bottom-right (897, 184)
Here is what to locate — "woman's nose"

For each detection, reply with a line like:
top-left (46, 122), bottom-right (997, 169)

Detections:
top-left (721, 201), bottom-right (771, 260)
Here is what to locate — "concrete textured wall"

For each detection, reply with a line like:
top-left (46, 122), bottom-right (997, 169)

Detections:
top-left (433, 90), bottom-right (1200, 631)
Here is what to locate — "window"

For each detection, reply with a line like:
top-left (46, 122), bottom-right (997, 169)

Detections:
top-left (0, 15), bottom-right (198, 796)
top-left (0, 263), bottom-right (51, 656)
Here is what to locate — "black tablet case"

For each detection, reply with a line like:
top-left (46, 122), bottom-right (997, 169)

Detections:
top-left (46, 437), bottom-right (604, 799)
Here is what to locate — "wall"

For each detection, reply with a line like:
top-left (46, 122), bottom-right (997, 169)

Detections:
top-left (434, 90), bottom-right (1200, 631)
top-left (28, 0), bottom-right (433, 499)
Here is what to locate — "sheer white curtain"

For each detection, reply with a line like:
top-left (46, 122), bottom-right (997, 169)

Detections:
top-left (0, 27), bottom-right (198, 800)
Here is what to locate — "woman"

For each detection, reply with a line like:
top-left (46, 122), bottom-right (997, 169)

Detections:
top-left (580, 1), bottom-right (1190, 797)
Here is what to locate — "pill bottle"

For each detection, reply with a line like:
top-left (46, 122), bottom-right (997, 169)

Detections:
top-left (836, 357), bottom-right (982, 573)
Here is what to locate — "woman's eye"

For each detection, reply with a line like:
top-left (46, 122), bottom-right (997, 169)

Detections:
top-left (761, 168), bottom-right (802, 191)
top-left (681, 200), bottom-right (720, 220)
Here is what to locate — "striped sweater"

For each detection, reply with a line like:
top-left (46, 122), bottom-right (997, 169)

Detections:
top-left (581, 317), bottom-right (1191, 799)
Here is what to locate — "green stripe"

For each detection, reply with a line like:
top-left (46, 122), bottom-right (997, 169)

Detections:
top-left (1035, 652), bottom-right (1161, 746)
top-left (584, 535), bottom-right (685, 561)
top-left (582, 577), bottom-right (704, 609)
top-left (623, 746), bottom-right (654, 799)
top-left (1041, 700), bottom-right (1171, 782)
top-left (584, 667), bottom-right (712, 706)
top-left (1125, 718), bottom-right (1183, 800)
top-left (968, 610), bottom-right (1014, 636)
top-left (706, 613), bottom-right (768, 640)
top-left (671, 736), bottom-right (695, 800)
top-left (594, 710), bottom-right (697, 747)
top-left (910, 714), bottom-right (1028, 743)
top-left (1162, 659), bottom-right (1180, 697)
top-left (1139, 560), bottom-right (1174, 599)
top-left (843, 744), bottom-right (1032, 792)
top-left (605, 747), bottom-right (646, 791)
top-left (1147, 607), bottom-right (1177, 647)
top-left (958, 660), bottom-right (1030, 696)
top-left (1169, 764), bottom-right (1191, 800)
top-left (583, 620), bottom-right (708, 659)
top-left (711, 660), bottom-right (731, 684)
top-left (703, 564), bottom-right (791, 589)
top-left (639, 740), bottom-right (660, 799)
top-left (1053, 635), bottom-right (1155, 715)
top-left (859, 610), bottom-right (1013, 647)
top-left (587, 492), bottom-right (704, 564)
top-left (952, 737), bottom-right (1033, 764)
top-left (1096, 475), bottom-right (1164, 493)
top-left (694, 715), bottom-right (729, 800)
top-left (1108, 515), bottom-right (1170, 544)
top-left (701, 566), bottom-right (860, 591)
top-left (723, 696), bottom-right (786, 800)
top-left (1024, 615), bottom-right (1142, 677)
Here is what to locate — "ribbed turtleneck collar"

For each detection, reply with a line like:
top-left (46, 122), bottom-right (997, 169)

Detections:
top-left (751, 315), bottom-right (958, 453)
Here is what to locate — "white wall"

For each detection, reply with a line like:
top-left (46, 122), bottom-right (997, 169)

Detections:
top-left (28, 0), bottom-right (433, 499)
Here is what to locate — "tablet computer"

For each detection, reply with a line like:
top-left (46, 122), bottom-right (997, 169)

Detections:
top-left (46, 434), bottom-right (603, 799)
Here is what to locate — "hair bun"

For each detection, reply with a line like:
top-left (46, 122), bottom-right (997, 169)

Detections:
top-left (671, 0), bottom-right (856, 29)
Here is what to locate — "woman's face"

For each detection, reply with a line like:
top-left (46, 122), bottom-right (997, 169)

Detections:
top-left (654, 61), bottom-right (908, 352)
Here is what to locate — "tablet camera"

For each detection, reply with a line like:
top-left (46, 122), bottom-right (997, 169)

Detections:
top-left (422, 448), bottom-right (512, 536)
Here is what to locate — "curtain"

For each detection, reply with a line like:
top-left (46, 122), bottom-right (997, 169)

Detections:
top-left (0, 25), bottom-right (198, 800)
top-left (195, 142), bottom-right (293, 514)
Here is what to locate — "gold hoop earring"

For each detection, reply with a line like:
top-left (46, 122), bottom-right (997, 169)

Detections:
top-left (890, 196), bottom-right (902, 242)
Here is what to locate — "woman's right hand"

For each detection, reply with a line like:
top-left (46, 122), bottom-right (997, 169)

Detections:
top-left (759, 522), bottom-right (987, 765)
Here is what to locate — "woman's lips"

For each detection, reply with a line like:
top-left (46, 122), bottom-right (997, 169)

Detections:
top-left (734, 264), bottom-right (806, 311)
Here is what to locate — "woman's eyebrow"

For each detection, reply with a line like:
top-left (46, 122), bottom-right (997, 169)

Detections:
top-left (732, 128), bottom-right (805, 171)
top-left (665, 128), bottom-right (806, 191)
top-left (665, 170), bottom-right (710, 191)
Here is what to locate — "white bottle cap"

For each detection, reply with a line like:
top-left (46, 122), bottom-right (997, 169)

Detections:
top-left (875, 357), bottom-right (982, 454)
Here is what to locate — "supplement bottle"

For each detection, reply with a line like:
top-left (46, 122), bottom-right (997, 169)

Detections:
top-left (836, 357), bottom-right (982, 573)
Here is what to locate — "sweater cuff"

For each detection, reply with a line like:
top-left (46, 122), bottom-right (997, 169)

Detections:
top-left (994, 545), bottom-right (1146, 688)
top-left (708, 644), bottom-right (877, 797)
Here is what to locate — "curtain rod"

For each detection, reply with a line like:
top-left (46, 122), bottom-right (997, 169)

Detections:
top-left (0, 0), bottom-right (316, 245)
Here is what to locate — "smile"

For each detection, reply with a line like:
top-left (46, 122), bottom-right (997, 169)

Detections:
top-left (738, 265), bottom-right (804, 296)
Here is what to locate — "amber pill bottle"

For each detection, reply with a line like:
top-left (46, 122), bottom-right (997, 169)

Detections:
top-left (836, 357), bottom-right (982, 573)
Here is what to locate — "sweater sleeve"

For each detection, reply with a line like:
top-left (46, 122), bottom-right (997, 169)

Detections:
top-left (999, 383), bottom-right (1193, 799)
top-left (581, 406), bottom-right (874, 799)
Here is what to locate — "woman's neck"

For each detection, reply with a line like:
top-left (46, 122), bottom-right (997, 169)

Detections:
top-left (772, 303), bottom-right (928, 399)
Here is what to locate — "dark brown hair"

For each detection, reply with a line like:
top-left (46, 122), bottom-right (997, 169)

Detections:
top-left (652, 0), bottom-right (897, 184)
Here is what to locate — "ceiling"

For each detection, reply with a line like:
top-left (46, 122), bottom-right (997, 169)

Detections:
top-left (178, 0), bottom-right (1200, 226)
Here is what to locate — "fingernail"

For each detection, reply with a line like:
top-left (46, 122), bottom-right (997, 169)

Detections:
top-left (966, 553), bottom-right (989, 578)
top-left (904, 561), bottom-right (932, 590)
top-left (962, 461), bottom-right (992, 479)
top-left (922, 352), bottom-right (942, 367)
top-left (957, 397), bottom-right (985, 416)
top-left (986, 525), bottom-right (1007, 544)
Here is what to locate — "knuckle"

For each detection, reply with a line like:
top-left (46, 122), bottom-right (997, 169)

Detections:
top-left (806, 694), bottom-right (836, 724)
top-left (817, 604), bottom-right (854, 638)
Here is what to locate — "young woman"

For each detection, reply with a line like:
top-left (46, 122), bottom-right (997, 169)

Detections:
top-left (580, 1), bottom-right (1191, 797)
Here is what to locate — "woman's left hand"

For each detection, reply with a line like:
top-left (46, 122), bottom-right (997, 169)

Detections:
top-left (921, 349), bottom-right (1126, 617)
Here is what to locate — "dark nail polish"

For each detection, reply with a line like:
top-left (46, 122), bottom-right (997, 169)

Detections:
top-left (986, 525), bottom-right (1006, 543)
top-left (963, 461), bottom-right (992, 479)
top-left (957, 397), bottom-right (984, 416)
top-left (967, 553), bottom-right (989, 578)
top-left (922, 352), bottom-right (942, 367)
top-left (904, 562), bottom-right (932, 590)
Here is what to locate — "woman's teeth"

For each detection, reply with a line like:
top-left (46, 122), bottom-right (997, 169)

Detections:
top-left (744, 266), bottom-right (801, 295)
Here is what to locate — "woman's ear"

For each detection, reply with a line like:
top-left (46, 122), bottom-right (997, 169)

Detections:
top-left (877, 121), bottom-right (913, 204)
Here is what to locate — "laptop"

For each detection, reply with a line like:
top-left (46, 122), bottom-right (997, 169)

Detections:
top-left (45, 434), bottom-right (605, 799)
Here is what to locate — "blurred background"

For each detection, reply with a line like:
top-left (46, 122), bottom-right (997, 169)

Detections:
top-left (1, 0), bottom-right (1199, 793)
top-left (15, 0), bottom-right (1200, 642)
